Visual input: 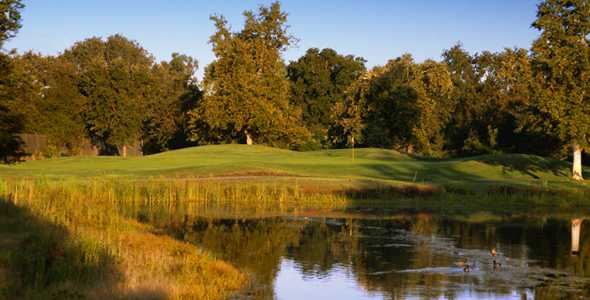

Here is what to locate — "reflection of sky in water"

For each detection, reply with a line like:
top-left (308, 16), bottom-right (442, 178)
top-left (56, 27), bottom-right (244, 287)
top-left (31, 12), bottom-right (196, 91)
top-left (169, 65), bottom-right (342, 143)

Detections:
top-left (275, 257), bottom-right (535, 300)
top-left (275, 259), bottom-right (383, 300)
top-left (155, 213), bottom-right (590, 299)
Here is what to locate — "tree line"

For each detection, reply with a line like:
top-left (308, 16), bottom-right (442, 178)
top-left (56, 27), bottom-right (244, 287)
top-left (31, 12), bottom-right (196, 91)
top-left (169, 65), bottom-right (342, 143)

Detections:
top-left (1, 0), bottom-right (589, 179)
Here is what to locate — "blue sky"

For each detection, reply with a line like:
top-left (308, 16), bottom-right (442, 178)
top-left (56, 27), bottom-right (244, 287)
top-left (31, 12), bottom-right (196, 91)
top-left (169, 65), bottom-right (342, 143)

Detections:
top-left (5, 1), bottom-right (541, 78)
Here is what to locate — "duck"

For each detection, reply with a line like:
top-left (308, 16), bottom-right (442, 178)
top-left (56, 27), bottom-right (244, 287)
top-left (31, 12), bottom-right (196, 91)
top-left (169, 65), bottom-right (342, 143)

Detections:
top-left (490, 247), bottom-right (502, 269)
top-left (463, 264), bottom-right (472, 272)
top-left (493, 260), bottom-right (501, 270)
top-left (455, 259), bottom-right (472, 272)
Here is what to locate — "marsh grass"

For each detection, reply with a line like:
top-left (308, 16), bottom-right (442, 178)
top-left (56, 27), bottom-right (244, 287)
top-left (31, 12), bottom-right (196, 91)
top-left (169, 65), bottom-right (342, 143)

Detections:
top-left (0, 179), bottom-right (246, 299)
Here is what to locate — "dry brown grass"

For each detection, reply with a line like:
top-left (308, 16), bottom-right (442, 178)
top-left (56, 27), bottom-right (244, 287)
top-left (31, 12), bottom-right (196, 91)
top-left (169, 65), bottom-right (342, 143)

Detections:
top-left (83, 220), bottom-right (245, 299)
top-left (0, 180), bottom-right (247, 299)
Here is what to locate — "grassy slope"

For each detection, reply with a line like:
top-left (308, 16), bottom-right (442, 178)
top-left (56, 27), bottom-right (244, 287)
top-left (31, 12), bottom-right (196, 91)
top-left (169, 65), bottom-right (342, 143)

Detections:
top-left (0, 144), bottom-right (586, 191)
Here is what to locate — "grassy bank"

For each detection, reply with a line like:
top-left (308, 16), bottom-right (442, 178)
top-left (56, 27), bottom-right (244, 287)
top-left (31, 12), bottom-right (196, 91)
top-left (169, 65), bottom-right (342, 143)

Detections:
top-left (1, 145), bottom-right (587, 194)
top-left (0, 180), bottom-right (246, 299)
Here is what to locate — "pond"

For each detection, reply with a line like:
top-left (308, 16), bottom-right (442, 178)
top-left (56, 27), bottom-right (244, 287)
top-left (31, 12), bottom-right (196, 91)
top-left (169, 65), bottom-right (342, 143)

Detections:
top-left (148, 210), bottom-right (590, 300)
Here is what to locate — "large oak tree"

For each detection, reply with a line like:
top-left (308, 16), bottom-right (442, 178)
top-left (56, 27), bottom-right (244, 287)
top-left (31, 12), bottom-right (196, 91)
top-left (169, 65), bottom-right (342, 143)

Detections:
top-left (190, 2), bottom-right (308, 147)
top-left (63, 35), bottom-right (154, 156)
top-left (528, 0), bottom-right (590, 180)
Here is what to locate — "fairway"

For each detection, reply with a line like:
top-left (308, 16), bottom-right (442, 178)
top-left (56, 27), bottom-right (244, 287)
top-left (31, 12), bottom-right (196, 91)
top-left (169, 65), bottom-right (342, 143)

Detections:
top-left (1, 144), bottom-right (585, 191)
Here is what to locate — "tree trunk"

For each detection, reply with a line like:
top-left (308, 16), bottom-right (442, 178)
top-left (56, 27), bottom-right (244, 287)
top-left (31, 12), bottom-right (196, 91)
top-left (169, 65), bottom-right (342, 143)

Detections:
top-left (245, 130), bottom-right (253, 145)
top-left (122, 145), bottom-right (128, 158)
top-left (351, 136), bottom-right (355, 161)
top-left (572, 142), bottom-right (583, 180)
top-left (572, 218), bottom-right (582, 255)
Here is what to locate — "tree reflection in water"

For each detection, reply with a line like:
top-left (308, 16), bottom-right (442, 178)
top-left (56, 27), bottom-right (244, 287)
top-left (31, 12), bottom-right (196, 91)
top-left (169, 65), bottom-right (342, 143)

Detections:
top-left (162, 215), bottom-right (590, 300)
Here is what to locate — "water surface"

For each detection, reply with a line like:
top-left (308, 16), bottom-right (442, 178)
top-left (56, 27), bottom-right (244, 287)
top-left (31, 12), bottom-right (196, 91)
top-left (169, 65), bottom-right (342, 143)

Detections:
top-left (154, 211), bottom-right (590, 299)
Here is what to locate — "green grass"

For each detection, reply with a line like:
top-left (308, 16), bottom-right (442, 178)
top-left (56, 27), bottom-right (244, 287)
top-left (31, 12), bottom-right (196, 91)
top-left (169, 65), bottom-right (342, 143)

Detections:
top-left (1, 144), bottom-right (587, 192)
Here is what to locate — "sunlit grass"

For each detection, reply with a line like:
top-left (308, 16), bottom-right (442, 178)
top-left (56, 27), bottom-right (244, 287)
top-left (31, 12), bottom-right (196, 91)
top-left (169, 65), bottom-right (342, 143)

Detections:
top-left (0, 180), bottom-right (247, 299)
top-left (1, 145), bottom-right (587, 193)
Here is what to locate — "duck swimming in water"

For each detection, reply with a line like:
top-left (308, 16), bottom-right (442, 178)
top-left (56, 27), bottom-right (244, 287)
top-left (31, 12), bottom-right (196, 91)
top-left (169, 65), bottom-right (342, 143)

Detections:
top-left (455, 259), bottom-right (472, 272)
top-left (463, 264), bottom-right (472, 272)
top-left (493, 260), bottom-right (501, 270)
top-left (491, 247), bottom-right (502, 270)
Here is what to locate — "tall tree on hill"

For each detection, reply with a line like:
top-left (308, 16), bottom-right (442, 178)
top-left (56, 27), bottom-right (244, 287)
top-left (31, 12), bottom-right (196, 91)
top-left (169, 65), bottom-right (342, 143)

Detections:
top-left (189, 2), bottom-right (309, 147)
top-left (287, 48), bottom-right (366, 148)
top-left (63, 35), bottom-right (154, 156)
top-left (0, 0), bottom-right (24, 162)
top-left (527, 0), bottom-right (590, 180)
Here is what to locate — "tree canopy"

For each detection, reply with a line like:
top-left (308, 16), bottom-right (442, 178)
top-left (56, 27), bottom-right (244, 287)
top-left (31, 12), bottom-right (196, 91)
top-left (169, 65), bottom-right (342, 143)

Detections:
top-left (0, 0), bottom-right (23, 47)
top-left (62, 35), bottom-right (155, 155)
top-left (527, 0), bottom-right (590, 179)
top-left (360, 55), bottom-right (454, 156)
top-left (287, 48), bottom-right (366, 148)
top-left (189, 2), bottom-right (309, 147)
top-left (0, 0), bottom-right (24, 162)
top-left (143, 53), bottom-right (200, 154)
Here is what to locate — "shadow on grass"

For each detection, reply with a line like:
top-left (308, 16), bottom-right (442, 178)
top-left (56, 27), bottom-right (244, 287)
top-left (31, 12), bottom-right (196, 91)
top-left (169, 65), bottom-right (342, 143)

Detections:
top-left (362, 153), bottom-right (573, 185)
top-left (358, 152), bottom-right (589, 198)
top-left (360, 161), bottom-right (487, 187)
top-left (0, 198), bottom-right (169, 299)
top-left (474, 154), bottom-right (570, 179)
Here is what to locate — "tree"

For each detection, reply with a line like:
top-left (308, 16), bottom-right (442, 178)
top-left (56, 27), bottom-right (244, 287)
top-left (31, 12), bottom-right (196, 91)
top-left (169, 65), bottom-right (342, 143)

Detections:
top-left (528, 0), bottom-right (590, 180)
top-left (0, 53), bottom-right (24, 162)
top-left (477, 48), bottom-right (553, 155)
top-left (189, 2), bottom-right (309, 147)
top-left (63, 35), bottom-right (154, 156)
top-left (0, 0), bottom-right (24, 48)
top-left (330, 70), bottom-right (375, 148)
top-left (143, 53), bottom-right (200, 154)
top-left (3, 53), bottom-right (87, 156)
top-left (363, 55), bottom-right (454, 156)
top-left (287, 48), bottom-right (365, 148)
top-left (442, 45), bottom-right (552, 156)
top-left (442, 44), bottom-right (483, 153)
top-left (0, 0), bottom-right (24, 162)
top-left (0, 103), bottom-right (24, 163)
